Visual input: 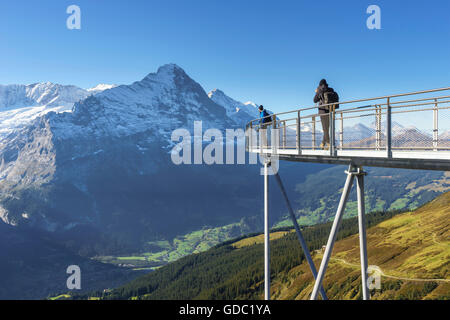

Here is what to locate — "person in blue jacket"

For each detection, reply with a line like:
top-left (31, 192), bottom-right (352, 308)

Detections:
top-left (259, 105), bottom-right (272, 148)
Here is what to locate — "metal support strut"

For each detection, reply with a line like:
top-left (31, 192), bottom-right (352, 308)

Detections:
top-left (264, 159), bottom-right (270, 300)
top-left (263, 158), bottom-right (327, 300)
top-left (356, 169), bottom-right (370, 300)
top-left (310, 164), bottom-right (370, 300)
top-left (273, 172), bottom-right (328, 300)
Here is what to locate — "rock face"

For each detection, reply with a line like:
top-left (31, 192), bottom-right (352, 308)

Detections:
top-left (0, 64), bottom-right (264, 254)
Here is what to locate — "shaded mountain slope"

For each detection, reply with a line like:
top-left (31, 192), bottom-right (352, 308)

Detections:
top-left (0, 221), bottom-right (143, 300)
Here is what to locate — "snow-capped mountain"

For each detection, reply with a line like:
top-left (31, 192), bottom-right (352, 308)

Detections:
top-left (439, 130), bottom-right (450, 140)
top-left (0, 82), bottom-right (112, 138)
top-left (0, 82), bottom-right (88, 110)
top-left (0, 64), bottom-right (261, 253)
top-left (0, 63), bottom-right (235, 190)
top-left (87, 83), bottom-right (118, 94)
top-left (341, 123), bottom-right (374, 141)
top-left (368, 120), bottom-right (424, 137)
top-left (208, 88), bottom-right (260, 126)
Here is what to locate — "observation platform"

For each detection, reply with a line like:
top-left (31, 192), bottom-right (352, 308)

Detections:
top-left (246, 87), bottom-right (450, 300)
top-left (246, 87), bottom-right (450, 171)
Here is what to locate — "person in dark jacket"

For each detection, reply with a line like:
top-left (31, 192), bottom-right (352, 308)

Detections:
top-left (259, 105), bottom-right (271, 124)
top-left (313, 79), bottom-right (336, 149)
top-left (259, 105), bottom-right (271, 148)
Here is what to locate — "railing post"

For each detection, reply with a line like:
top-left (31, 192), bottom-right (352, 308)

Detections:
top-left (433, 98), bottom-right (438, 151)
top-left (330, 105), bottom-right (336, 156)
top-left (272, 125), bottom-right (279, 158)
top-left (297, 111), bottom-right (301, 155)
top-left (278, 121), bottom-right (281, 147)
top-left (259, 124), bottom-right (264, 158)
top-left (312, 116), bottom-right (316, 150)
top-left (375, 106), bottom-right (381, 151)
top-left (339, 112), bottom-right (344, 150)
top-left (386, 98), bottom-right (392, 158)
top-left (279, 121), bottom-right (282, 148)
top-left (247, 123), bottom-right (251, 152)
top-left (283, 121), bottom-right (286, 149)
top-left (272, 115), bottom-right (277, 151)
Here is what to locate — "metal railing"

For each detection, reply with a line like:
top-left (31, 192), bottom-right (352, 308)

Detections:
top-left (245, 87), bottom-right (450, 158)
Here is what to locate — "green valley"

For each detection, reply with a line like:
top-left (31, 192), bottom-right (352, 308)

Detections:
top-left (92, 219), bottom-right (257, 270)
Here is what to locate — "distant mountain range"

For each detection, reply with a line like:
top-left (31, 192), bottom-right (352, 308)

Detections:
top-left (0, 64), bottom-right (278, 256)
top-left (282, 119), bottom-right (449, 150)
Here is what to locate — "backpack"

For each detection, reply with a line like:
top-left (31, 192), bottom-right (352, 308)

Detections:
top-left (322, 90), bottom-right (339, 109)
top-left (261, 110), bottom-right (271, 123)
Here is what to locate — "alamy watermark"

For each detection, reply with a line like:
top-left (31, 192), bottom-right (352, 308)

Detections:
top-left (366, 5), bottom-right (381, 30)
top-left (66, 265), bottom-right (81, 290)
top-left (367, 265), bottom-right (382, 290)
top-left (65, 5), bottom-right (381, 31)
top-left (66, 5), bottom-right (81, 30)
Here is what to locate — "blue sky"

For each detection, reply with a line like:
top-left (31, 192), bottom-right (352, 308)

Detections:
top-left (0, 0), bottom-right (449, 113)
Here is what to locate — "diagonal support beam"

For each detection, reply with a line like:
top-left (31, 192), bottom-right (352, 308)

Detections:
top-left (310, 164), bottom-right (371, 300)
top-left (310, 164), bottom-right (356, 300)
top-left (273, 172), bottom-right (328, 300)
